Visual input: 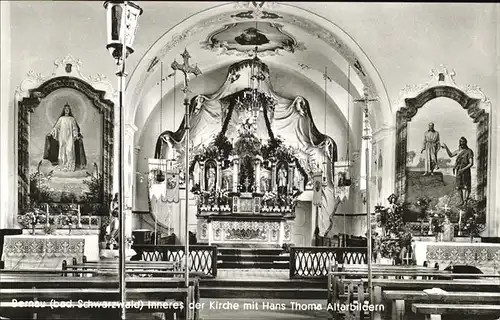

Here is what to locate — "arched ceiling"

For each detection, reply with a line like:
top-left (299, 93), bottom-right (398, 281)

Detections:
top-left (126, 1), bottom-right (391, 142)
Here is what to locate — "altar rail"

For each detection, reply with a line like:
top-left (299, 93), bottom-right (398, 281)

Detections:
top-left (132, 244), bottom-right (218, 278)
top-left (289, 246), bottom-right (367, 278)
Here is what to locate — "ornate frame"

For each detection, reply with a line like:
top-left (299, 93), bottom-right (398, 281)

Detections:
top-left (395, 65), bottom-right (490, 213)
top-left (16, 55), bottom-right (115, 215)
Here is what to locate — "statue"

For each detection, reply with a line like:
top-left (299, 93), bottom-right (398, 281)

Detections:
top-left (278, 165), bottom-right (287, 193)
top-left (207, 166), bottom-right (216, 191)
top-left (442, 136), bottom-right (474, 206)
top-left (106, 193), bottom-right (119, 249)
top-left (421, 122), bottom-right (440, 175)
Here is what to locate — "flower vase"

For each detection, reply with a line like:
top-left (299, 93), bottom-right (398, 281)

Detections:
top-left (436, 232), bottom-right (444, 242)
top-left (30, 225), bottom-right (36, 235)
top-left (68, 225), bottom-right (72, 235)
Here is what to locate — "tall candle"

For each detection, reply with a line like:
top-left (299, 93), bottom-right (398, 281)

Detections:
top-left (458, 210), bottom-right (463, 236)
top-left (46, 204), bottom-right (50, 227)
top-left (77, 205), bottom-right (82, 228)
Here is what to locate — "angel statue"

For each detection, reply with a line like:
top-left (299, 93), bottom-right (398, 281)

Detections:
top-left (105, 193), bottom-right (120, 249)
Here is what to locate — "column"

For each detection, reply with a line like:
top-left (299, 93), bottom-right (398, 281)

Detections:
top-left (372, 125), bottom-right (395, 204)
top-left (216, 161), bottom-right (222, 191)
top-left (254, 156), bottom-right (262, 192)
top-left (271, 158), bottom-right (277, 192)
top-left (199, 162), bottom-right (205, 191)
top-left (232, 156), bottom-right (239, 192)
top-left (124, 124), bottom-right (137, 238)
top-left (288, 162), bottom-right (295, 194)
top-left (490, 3), bottom-right (500, 237)
top-left (0, 1), bottom-right (13, 228)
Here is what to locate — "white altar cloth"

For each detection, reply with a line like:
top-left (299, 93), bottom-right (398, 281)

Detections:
top-left (414, 241), bottom-right (500, 273)
top-left (2, 234), bottom-right (99, 269)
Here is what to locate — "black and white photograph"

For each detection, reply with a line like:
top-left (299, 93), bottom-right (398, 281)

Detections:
top-left (1, 2), bottom-right (499, 320)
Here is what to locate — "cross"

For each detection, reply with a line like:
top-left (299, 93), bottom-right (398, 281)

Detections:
top-left (244, 178), bottom-right (251, 192)
top-left (170, 48), bottom-right (202, 94)
top-left (354, 87), bottom-right (378, 115)
top-left (442, 203), bottom-right (451, 213)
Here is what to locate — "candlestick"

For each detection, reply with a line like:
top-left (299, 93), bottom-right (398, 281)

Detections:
top-left (45, 204), bottom-right (50, 227)
top-left (458, 210), bottom-right (463, 236)
top-left (77, 205), bottom-right (82, 229)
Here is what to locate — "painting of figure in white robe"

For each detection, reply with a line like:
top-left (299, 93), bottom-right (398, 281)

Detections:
top-left (44, 103), bottom-right (87, 172)
top-left (29, 88), bottom-right (102, 202)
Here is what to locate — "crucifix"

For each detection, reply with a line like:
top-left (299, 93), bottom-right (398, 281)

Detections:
top-left (171, 48), bottom-right (202, 94)
top-left (244, 177), bottom-right (251, 192)
top-left (353, 86), bottom-right (378, 308)
top-left (169, 48), bottom-right (201, 316)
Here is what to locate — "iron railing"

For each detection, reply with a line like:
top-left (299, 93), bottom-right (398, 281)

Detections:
top-left (132, 244), bottom-right (218, 278)
top-left (289, 246), bottom-right (367, 278)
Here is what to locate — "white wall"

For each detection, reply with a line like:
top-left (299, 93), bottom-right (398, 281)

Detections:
top-left (0, 1), bottom-right (13, 228)
top-left (1, 2), bottom-right (499, 235)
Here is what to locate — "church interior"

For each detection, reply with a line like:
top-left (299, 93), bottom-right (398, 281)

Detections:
top-left (1, 2), bottom-right (500, 320)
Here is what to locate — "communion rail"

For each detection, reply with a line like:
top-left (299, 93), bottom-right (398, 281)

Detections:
top-left (132, 244), bottom-right (218, 278)
top-left (289, 246), bottom-right (367, 279)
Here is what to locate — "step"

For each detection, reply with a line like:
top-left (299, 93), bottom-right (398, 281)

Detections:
top-left (200, 279), bottom-right (326, 289)
top-left (217, 261), bottom-right (289, 269)
top-left (218, 249), bottom-right (285, 256)
top-left (218, 254), bottom-right (289, 262)
top-left (200, 287), bottom-right (327, 299)
top-left (214, 243), bottom-right (282, 249)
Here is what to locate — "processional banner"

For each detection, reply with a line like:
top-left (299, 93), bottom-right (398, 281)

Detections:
top-left (312, 172), bottom-right (323, 207)
top-left (333, 160), bottom-right (352, 202)
top-left (148, 158), bottom-right (179, 203)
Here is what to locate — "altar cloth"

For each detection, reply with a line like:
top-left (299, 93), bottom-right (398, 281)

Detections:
top-left (414, 241), bottom-right (500, 273)
top-left (2, 234), bottom-right (99, 269)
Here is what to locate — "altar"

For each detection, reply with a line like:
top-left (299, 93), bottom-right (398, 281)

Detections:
top-left (151, 55), bottom-right (338, 248)
top-left (414, 241), bottom-right (500, 274)
top-left (2, 234), bottom-right (99, 269)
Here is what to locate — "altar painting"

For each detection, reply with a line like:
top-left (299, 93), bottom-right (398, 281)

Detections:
top-left (28, 88), bottom-right (102, 203)
top-left (405, 97), bottom-right (478, 220)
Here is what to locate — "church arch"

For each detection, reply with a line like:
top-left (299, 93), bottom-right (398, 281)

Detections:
top-left (126, 2), bottom-right (391, 133)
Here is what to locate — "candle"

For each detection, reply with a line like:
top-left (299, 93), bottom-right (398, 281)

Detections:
top-left (45, 204), bottom-right (50, 227)
top-left (77, 205), bottom-right (82, 229)
top-left (458, 210), bottom-right (463, 236)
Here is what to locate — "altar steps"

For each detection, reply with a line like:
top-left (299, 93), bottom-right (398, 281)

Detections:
top-left (200, 279), bottom-right (326, 299)
top-left (217, 247), bottom-right (289, 269)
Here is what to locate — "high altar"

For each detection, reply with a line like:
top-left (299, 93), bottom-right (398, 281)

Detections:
top-left (150, 55), bottom-right (338, 246)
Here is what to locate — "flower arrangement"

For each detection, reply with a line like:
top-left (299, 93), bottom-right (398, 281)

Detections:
top-left (415, 197), bottom-right (431, 221)
top-left (58, 211), bottom-right (79, 233)
top-left (430, 210), bottom-right (447, 234)
top-left (461, 200), bottom-right (485, 238)
top-left (373, 194), bottom-right (413, 261)
top-left (19, 208), bottom-right (45, 231)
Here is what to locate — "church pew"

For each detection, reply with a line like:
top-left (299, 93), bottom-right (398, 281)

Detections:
top-left (0, 299), bottom-right (187, 320)
top-left (411, 303), bottom-right (500, 320)
top-left (384, 290), bottom-right (500, 320)
top-left (329, 276), bottom-right (500, 320)
top-left (0, 276), bottom-right (199, 320)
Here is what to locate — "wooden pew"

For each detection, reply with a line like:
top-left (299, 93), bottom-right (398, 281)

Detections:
top-left (329, 275), bottom-right (500, 320)
top-left (0, 276), bottom-right (199, 320)
top-left (412, 303), bottom-right (500, 320)
top-left (384, 290), bottom-right (500, 320)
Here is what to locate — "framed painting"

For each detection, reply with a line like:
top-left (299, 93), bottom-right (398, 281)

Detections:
top-left (18, 74), bottom-right (114, 215)
top-left (395, 66), bottom-right (490, 222)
